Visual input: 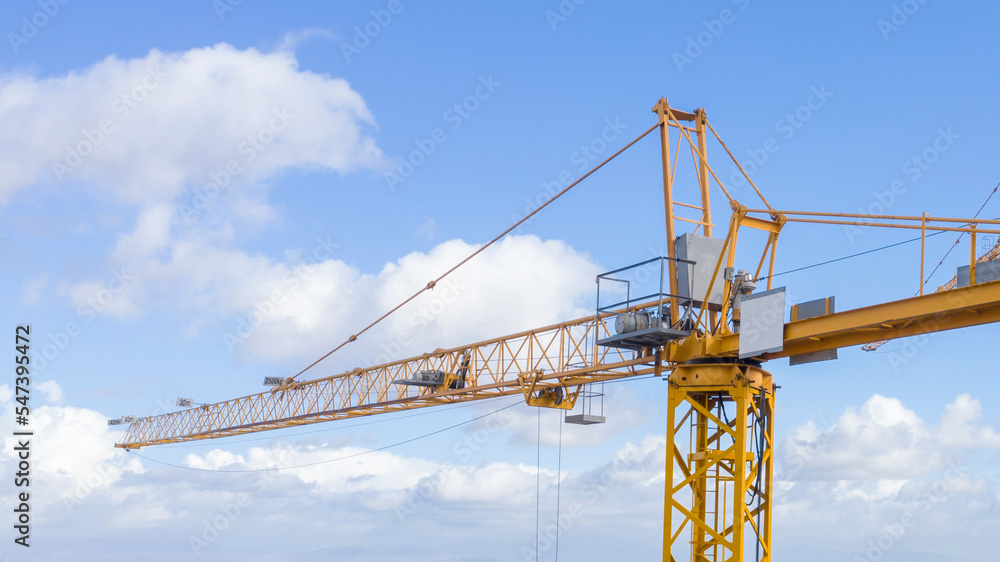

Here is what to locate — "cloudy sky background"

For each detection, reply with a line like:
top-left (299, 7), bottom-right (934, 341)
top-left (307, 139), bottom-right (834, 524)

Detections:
top-left (1, 1), bottom-right (1000, 560)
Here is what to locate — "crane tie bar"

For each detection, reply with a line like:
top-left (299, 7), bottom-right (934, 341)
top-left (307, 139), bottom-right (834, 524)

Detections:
top-left (284, 121), bottom-right (661, 382)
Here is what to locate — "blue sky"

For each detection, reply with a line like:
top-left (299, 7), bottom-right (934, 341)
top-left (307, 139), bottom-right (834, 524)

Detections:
top-left (1, 1), bottom-right (999, 560)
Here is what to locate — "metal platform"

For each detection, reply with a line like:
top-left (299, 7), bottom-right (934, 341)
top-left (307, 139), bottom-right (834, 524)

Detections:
top-left (597, 325), bottom-right (690, 350)
top-left (565, 414), bottom-right (606, 425)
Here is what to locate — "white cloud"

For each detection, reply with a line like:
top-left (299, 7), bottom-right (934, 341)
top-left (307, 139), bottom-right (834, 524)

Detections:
top-left (35, 379), bottom-right (64, 403)
top-left (774, 467), bottom-right (997, 560)
top-left (75, 233), bottom-right (602, 365)
top-left (275, 28), bottom-right (337, 52)
top-left (21, 273), bottom-right (46, 305)
top-left (0, 43), bottom-right (385, 205)
top-left (4, 44), bottom-right (391, 328)
top-left (416, 217), bottom-right (436, 240)
top-left (167, 427), bottom-right (665, 520)
top-left (498, 386), bottom-right (660, 449)
top-left (5, 45), bottom-right (603, 374)
top-left (0, 424), bottom-right (662, 561)
top-left (5, 390), bottom-right (997, 561)
top-left (778, 393), bottom-right (1000, 481)
top-left (0, 400), bottom-right (142, 515)
top-left (767, 394), bottom-right (1000, 559)
top-left (938, 393), bottom-right (1000, 449)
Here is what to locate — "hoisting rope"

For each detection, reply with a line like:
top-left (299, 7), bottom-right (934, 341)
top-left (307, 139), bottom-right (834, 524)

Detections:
top-left (555, 411), bottom-right (563, 562)
top-left (535, 407), bottom-right (542, 562)
top-left (286, 122), bottom-right (660, 381)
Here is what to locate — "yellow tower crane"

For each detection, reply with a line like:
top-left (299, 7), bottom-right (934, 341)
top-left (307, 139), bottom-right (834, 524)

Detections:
top-left (116, 99), bottom-right (1000, 562)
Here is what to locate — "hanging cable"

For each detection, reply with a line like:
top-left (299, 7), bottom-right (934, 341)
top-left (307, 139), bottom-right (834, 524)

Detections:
top-left (759, 230), bottom-right (949, 281)
top-left (920, 182), bottom-right (998, 288)
top-left (287, 123), bottom-right (660, 382)
top-left (753, 419), bottom-right (764, 562)
top-left (741, 395), bottom-right (767, 562)
top-left (555, 411), bottom-right (563, 562)
top-left (718, 392), bottom-right (731, 428)
top-left (760, 184), bottom-right (998, 285)
top-left (535, 407), bottom-right (541, 562)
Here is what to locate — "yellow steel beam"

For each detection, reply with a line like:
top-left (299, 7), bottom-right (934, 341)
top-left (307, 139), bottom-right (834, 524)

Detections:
top-left (780, 216), bottom-right (1000, 235)
top-left (744, 209), bottom-right (1000, 227)
top-left (674, 278), bottom-right (1000, 363)
top-left (765, 277), bottom-right (1000, 359)
top-left (655, 98), bottom-right (681, 320)
top-left (695, 108), bottom-right (712, 237)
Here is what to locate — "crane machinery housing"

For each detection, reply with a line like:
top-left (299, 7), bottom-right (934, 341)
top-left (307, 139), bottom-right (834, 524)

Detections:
top-left (116, 98), bottom-right (1000, 562)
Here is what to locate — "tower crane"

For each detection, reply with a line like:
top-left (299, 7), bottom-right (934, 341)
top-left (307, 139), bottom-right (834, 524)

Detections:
top-left (116, 98), bottom-right (1000, 562)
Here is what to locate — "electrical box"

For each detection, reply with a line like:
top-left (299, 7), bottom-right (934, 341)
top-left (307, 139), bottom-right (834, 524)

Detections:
top-left (675, 233), bottom-right (726, 309)
top-left (738, 287), bottom-right (786, 359)
top-left (957, 259), bottom-right (1000, 287)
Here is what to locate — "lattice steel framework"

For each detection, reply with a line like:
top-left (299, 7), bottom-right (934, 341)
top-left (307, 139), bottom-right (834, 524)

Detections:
top-left (117, 312), bottom-right (660, 448)
top-left (664, 363), bottom-right (774, 562)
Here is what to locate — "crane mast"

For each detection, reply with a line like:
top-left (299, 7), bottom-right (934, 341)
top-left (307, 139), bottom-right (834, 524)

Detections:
top-left (116, 99), bottom-right (1000, 562)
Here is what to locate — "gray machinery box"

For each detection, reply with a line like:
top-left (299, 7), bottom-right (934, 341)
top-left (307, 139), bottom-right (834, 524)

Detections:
top-left (675, 233), bottom-right (727, 309)
top-left (957, 258), bottom-right (1000, 287)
